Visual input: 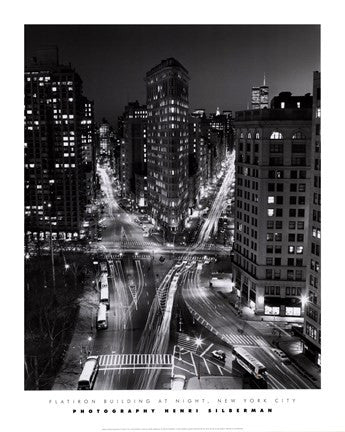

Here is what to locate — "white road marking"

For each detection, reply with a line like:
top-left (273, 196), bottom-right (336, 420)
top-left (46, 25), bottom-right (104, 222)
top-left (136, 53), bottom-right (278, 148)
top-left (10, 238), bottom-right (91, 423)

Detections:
top-left (200, 343), bottom-right (214, 357)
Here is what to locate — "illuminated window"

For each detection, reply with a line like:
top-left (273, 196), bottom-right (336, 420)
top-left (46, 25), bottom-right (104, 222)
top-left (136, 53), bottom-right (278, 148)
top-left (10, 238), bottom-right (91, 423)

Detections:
top-left (292, 131), bottom-right (306, 140)
top-left (267, 209), bottom-right (274, 217)
top-left (268, 196), bottom-right (275, 204)
top-left (281, 102), bottom-right (285, 109)
top-left (270, 131), bottom-right (283, 139)
top-left (296, 246), bottom-right (304, 254)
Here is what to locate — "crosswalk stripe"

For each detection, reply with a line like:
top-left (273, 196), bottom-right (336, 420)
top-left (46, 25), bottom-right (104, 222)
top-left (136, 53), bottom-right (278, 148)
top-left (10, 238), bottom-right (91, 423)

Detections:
top-left (98, 354), bottom-right (173, 367)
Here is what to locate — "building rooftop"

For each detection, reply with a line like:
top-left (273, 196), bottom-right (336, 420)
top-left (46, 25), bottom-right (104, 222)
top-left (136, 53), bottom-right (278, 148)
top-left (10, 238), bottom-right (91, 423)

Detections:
top-left (146, 57), bottom-right (189, 77)
top-left (234, 107), bottom-right (312, 123)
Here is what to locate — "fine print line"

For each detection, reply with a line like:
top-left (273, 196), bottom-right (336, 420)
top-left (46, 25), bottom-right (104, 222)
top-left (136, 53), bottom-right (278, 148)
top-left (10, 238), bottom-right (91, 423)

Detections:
top-left (101, 428), bottom-right (244, 431)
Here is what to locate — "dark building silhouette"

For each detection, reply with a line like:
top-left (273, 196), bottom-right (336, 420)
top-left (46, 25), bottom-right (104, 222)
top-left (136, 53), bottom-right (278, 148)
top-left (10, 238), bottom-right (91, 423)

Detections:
top-left (25, 46), bottom-right (95, 241)
top-left (119, 101), bottom-right (148, 209)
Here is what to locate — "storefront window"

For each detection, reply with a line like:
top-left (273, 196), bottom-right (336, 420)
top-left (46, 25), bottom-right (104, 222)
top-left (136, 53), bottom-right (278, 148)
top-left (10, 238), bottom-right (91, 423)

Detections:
top-left (286, 306), bottom-right (301, 316)
top-left (264, 305), bottom-right (280, 315)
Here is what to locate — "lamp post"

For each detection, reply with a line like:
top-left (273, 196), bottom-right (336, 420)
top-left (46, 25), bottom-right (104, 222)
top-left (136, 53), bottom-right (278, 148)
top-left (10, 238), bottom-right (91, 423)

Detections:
top-left (301, 294), bottom-right (309, 314)
top-left (47, 203), bottom-right (56, 295)
top-left (195, 337), bottom-right (203, 381)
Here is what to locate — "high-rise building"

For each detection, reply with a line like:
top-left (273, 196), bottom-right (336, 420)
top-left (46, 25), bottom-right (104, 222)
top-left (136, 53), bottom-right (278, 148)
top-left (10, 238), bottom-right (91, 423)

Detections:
top-left (233, 91), bottom-right (313, 317)
top-left (146, 58), bottom-right (189, 234)
top-left (251, 76), bottom-right (269, 110)
top-left (99, 120), bottom-right (111, 158)
top-left (251, 87), bottom-right (261, 110)
top-left (303, 72), bottom-right (321, 366)
top-left (119, 101), bottom-right (148, 209)
top-left (25, 47), bottom-right (95, 242)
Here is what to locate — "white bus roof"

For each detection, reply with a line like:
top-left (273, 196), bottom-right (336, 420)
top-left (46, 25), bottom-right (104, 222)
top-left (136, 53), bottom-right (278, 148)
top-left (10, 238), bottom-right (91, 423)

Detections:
top-left (100, 286), bottom-right (109, 299)
top-left (233, 347), bottom-right (266, 369)
top-left (97, 303), bottom-right (107, 320)
top-left (79, 357), bottom-right (98, 381)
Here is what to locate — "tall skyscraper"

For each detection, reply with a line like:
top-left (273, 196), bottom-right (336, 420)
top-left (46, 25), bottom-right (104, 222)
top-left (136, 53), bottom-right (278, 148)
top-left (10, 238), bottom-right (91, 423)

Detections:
top-left (99, 120), bottom-right (111, 158)
top-left (303, 71), bottom-right (321, 366)
top-left (233, 92), bottom-right (313, 317)
top-left (25, 47), bottom-right (95, 242)
top-left (251, 75), bottom-right (269, 110)
top-left (146, 58), bottom-right (189, 235)
top-left (119, 101), bottom-right (148, 209)
top-left (251, 87), bottom-right (261, 110)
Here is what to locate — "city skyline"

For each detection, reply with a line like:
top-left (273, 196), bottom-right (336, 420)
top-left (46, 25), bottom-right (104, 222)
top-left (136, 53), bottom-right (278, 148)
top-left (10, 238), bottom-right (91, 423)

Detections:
top-left (24, 24), bottom-right (321, 394)
top-left (25, 25), bottom-right (320, 123)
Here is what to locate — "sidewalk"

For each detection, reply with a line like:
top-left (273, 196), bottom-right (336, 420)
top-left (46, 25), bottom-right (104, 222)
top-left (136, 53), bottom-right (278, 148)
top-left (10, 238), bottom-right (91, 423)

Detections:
top-left (52, 279), bottom-right (99, 390)
top-left (187, 376), bottom-right (242, 390)
top-left (196, 267), bottom-right (321, 388)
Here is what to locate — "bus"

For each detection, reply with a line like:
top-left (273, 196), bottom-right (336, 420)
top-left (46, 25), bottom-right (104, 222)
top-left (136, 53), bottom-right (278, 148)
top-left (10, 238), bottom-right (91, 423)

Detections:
top-left (100, 261), bottom-right (108, 274)
top-left (77, 356), bottom-right (99, 390)
top-left (232, 347), bottom-right (267, 380)
top-left (99, 274), bottom-right (109, 309)
top-left (96, 303), bottom-right (108, 330)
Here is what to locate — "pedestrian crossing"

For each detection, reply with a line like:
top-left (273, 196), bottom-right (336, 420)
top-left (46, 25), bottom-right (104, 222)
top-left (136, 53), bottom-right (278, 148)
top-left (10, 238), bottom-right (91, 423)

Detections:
top-left (176, 333), bottom-right (198, 353)
top-left (99, 353), bottom-right (172, 370)
top-left (120, 240), bottom-right (158, 248)
top-left (225, 333), bottom-right (266, 347)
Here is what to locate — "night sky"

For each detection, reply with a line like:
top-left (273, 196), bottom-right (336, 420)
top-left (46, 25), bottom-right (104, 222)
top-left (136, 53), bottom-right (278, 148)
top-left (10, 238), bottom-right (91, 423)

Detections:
top-left (25, 25), bottom-right (320, 125)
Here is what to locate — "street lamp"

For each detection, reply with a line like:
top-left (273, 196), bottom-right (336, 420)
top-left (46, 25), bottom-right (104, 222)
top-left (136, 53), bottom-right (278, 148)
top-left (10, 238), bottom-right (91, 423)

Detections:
top-left (195, 337), bottom-right (204, 380)
top-left (47, 203), bottom-right (56, 295)
top-left (301, 294), bottom-right (309, 314)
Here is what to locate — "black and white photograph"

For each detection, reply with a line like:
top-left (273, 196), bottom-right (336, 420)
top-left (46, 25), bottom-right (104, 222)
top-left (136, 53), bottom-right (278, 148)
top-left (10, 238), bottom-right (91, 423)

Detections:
top-left (3, 1), bottom-right (345, 432)
top-left (24, 23), bottom-right (321, 392)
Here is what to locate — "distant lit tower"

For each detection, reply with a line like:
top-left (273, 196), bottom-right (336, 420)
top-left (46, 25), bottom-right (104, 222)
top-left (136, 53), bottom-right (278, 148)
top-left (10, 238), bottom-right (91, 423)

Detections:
top-left (99, 120), bottom-right (111, 158)
top-left (251, 87), bottom-right (260, 109)
top-left (251, 74), bottom-right (269, 110)
top-left (146, 58), bottom-right (189, 235)
top-left (260, 74), bottom-right (269, 109)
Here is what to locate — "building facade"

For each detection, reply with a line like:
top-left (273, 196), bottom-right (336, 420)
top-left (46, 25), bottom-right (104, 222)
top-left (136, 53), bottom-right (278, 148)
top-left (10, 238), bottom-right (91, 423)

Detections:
top-left (146, 58), bottom-right (189, 234)
top-left (303, 72), bottom-right (321, 365)
top-left (25, 47), bottom-right (95, 241)
top-left (232, 93), bottom-right (313, 317)
top-left (251, 77), bottom-right (269, 110)
top-left (119, 101), bottom-right (148, 209)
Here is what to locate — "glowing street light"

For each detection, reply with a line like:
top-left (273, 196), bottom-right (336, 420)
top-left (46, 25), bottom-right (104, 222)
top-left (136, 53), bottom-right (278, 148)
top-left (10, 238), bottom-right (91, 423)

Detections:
top-left (301, 294), bottom-right (309, 310)
top-left (195, 337), bottom-right (203, 348)
top-left (65, 263), bottom-right (70, 270)
top-left (195, 337), bottom-right (204, 380)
